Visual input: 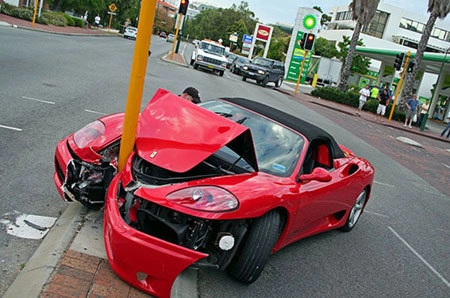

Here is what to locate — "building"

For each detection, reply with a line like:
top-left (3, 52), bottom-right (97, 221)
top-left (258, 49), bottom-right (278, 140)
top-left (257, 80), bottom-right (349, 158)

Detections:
top-left (320, 3), bottom-right (450, 121)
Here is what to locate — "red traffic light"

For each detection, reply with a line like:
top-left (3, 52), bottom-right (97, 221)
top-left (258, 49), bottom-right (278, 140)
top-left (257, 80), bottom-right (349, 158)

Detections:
top-left (304, 33), bottom-right (315, 51)
top-left (179, 0), bottom-right (189, 15)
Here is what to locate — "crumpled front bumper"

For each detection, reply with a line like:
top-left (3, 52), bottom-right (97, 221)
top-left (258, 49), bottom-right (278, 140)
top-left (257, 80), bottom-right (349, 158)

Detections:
top-left (104, 173), bottom-right (208, 298)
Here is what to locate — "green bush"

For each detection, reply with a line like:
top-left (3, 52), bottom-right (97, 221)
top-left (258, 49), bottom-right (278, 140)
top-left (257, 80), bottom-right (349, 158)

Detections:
top-left (73, 18), bottom-right (85, 28)
top-left (2, 4), bottom-right (34, 21)
top-left (311, 86), bottom-right (406, 122)
top-left (63, 14), bottom-right (75, 27)
top-left (40, 11), bottom-right (67, 26)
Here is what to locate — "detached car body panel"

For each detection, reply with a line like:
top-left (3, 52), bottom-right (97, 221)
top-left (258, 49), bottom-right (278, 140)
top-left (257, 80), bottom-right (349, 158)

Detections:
top-left (53, 89), bottom-right (374, 297)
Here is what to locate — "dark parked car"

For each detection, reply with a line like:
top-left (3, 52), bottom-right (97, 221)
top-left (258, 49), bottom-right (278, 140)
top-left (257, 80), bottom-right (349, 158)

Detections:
top-left (241, 57), bottom-right (285, 87)
top-left (225, 52), bottom-right (239, 69)
top-left (53, 89), bottom-right (374, 298)
top-left (230, 56), bottom-right (251, 75)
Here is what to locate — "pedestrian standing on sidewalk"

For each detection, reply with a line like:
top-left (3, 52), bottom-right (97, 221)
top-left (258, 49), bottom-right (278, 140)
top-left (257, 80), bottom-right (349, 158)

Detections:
top-left (404, 94), bottom-right (419, 128)
top-left (417, 99), bottom-right (430, 127)
top-left (370, 85), bottom-right (379, 101)
top-left (94, 15), bottom-right (101, 29)
top-left (357, 85), bottom-right (370, 116)
top-left (375, 88), bottom-right (390, 122)
top-left (441, 118), bottom-right (450, 138)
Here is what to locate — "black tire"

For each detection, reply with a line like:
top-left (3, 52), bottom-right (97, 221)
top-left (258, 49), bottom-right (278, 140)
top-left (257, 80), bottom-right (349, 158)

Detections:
top-left (242, 76), bottom-right (247, 82)
top-left (275, 77), bottom-right (283, 87)
top-left (341, 189), bottom-right (367, 232)
top-left (230, 66), bottom-right (235, 73)
top-left (227, 211), bottom-right (281, 283)
top-left (193, 64), bottom-right (198, 70)
top-left (190, 59), bottom-right (194, 66)
top-left (219, 70), bottom-right (224, 76)
top-left (261, 76), bottom-right (269, 87)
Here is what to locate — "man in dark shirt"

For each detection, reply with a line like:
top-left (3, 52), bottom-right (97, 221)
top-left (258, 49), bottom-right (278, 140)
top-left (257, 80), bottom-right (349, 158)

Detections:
top-left (375, 88), bottom-right (390, 122)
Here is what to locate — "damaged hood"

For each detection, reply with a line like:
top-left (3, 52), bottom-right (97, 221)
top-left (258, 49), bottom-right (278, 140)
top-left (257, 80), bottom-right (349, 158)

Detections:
top-left (135, 89), bottom-right (257, 173)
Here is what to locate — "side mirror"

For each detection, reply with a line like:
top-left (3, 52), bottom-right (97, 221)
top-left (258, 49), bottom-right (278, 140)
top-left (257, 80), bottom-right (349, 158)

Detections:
top-left (299, 167), bottom-right (332, 182)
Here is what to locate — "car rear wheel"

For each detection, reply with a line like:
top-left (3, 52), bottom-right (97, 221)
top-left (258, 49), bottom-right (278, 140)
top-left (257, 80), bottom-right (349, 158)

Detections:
top-left (227, 210), bottom-right (281, 283)
top-left (341, 189), bottom-right (367, 232)
top-left (261, 76), bottom-right (269, 87)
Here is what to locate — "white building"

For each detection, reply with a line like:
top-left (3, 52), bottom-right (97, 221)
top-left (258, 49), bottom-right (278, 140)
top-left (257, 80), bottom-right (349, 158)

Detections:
top-left (319, 3), bottom-right (450, 121)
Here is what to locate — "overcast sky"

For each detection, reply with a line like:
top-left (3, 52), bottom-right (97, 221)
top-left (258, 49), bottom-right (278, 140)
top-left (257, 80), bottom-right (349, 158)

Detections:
top-left (203, 0), bottom-right (439, 26)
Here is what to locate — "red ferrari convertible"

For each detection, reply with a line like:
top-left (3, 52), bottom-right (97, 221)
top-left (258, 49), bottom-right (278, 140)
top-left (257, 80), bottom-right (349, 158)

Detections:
top-left (54, 88), bottom-right (374, 297)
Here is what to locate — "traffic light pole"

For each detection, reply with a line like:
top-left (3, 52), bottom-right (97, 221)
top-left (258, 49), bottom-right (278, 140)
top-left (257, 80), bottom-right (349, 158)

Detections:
top-left (170, 14), bottom-right (183, 60)
top-left (388, 51), bottom-right (411, 122)
top-left (294, 50), bottom-right (308, 95)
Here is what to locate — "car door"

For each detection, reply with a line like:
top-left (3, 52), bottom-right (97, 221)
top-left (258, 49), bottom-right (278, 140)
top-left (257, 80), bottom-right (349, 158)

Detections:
top-left (287, 140), bottom-right (360, 240)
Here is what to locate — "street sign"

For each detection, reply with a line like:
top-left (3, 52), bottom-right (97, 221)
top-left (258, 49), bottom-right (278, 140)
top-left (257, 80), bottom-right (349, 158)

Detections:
top-left (242, 34), bottom-right (253, 44)
top-left (109, 3), bottom-right (117, 12)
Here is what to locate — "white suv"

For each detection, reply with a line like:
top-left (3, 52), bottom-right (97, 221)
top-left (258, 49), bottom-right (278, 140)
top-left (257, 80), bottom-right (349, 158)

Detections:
top-left (191, 40), bottom-right (228, 76)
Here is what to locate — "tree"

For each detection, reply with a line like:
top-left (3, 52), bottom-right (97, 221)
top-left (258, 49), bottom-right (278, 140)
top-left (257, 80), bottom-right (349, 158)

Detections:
top-left (399, 0), bottom-right (450, 108)
top-left (337, 0), bottom-right (380, 92)
top-left (337, 35), bottom-right (371, 76)
top-left (313, 6), bottom-right (332, 26)
top-left (314, 37), bottom-right (339, 58)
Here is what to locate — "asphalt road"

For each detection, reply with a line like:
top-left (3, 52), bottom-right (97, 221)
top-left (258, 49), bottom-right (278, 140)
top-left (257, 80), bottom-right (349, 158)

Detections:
top-left (1, 26), bottom-right (449, 297)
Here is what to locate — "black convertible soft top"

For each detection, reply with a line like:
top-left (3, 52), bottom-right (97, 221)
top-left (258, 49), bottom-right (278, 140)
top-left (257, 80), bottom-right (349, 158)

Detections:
top-left (220, 97), bottom-right (345, 159)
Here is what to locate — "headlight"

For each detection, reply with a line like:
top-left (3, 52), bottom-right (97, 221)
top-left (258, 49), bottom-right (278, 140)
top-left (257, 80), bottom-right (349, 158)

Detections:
top-left (221, 62), bottom-right (227, 67)
top-left (73, 120), bottom-right (105, 148)
top-left (197, 55), bottom-right (203, 61)
top-left (243, 66), bottom-right (248, 70)
top-left (258, 70), bottom-right (266, 75)
top-left (167, 186), bottom-right (238, 212)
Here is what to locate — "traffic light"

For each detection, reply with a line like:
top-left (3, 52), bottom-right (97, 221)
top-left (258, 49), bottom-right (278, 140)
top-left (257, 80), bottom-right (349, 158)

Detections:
top-left (407, 61), bottom-right (415, 73)
top-left (394, 53), bottom-right (404, 71)
top-left (299, 33), bottom-right (307, 49)
top-left (304, 33), bottom-right (315, 51)
top-left (178, 0), bottom-right (189, 15)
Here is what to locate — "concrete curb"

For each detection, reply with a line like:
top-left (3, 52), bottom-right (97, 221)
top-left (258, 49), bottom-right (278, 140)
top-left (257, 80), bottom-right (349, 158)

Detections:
top-left (161, 52), bottom-right (189, 67)
top-left (3, 203), bottom-right (85, 298)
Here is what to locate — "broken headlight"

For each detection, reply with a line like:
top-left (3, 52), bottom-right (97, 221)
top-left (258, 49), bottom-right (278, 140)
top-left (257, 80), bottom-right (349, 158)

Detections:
top-left (166, 186), bottom-right (238, 212)
top-left (73, 120), bottom-right (105, 148)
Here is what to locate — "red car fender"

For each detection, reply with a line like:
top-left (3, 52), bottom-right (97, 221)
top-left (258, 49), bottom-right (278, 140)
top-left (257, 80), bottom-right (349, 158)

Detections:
top-left (104, 173), bottom-right (207, 298)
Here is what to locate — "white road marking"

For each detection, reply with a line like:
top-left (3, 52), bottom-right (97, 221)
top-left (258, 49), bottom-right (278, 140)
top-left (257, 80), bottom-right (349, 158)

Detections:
top-left (441, 163), bottom-right (450, 169)
top-left (364, 210), bottom-right (390, 218)
top-left (0, 124), bottom-right (22, 131)
top-left (374, 180), bottom-right (395, 187)
top-left (0, 211), bottom-right (57, 240)
top-left (22, 96), bottom-right (55, 105)
top-left (388, 226), bottom-right (450, 289)
top-left (85, 109), bottom-right (107, 115)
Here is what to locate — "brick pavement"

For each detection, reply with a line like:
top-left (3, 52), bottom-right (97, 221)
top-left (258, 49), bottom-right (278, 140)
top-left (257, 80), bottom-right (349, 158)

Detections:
top-left (40, 250), bottom-right (150, 298)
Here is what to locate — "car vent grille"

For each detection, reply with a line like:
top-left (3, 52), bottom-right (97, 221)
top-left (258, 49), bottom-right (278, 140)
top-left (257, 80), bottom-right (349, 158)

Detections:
top-left (203, 57), bottom-right (222, 65)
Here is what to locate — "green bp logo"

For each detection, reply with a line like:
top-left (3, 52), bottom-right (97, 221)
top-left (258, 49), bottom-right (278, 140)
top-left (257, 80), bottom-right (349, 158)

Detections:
top-left (303, 14), bottom-right (317, 30)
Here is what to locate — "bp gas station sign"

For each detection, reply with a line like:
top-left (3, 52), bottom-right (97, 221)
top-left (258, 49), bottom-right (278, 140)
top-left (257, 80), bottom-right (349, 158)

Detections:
top-left (285, 8), bottom-right (322, 83)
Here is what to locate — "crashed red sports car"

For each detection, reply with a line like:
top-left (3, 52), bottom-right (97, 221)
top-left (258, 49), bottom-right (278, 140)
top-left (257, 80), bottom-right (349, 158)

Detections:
top-left (54, 89), bottom-right (374, 297)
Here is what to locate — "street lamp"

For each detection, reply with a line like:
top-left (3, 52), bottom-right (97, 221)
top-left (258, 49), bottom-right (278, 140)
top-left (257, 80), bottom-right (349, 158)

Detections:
top-left (422, 47), bottom-right (450, 131)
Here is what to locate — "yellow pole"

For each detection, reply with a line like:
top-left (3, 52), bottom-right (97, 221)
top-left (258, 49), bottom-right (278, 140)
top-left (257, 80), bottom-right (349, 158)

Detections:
top-left (108, 14), bottom-right (113, 30)
top-left (294, 50), bottom-right (308, 94)
top-left (118, 0), bottom-right (157, 171)
top-left (170, 14), bottom-right (183, 60)
top-left (388, 51), bottom-right (410, 122)
top-left (32, 0), bottom-right (39, 28)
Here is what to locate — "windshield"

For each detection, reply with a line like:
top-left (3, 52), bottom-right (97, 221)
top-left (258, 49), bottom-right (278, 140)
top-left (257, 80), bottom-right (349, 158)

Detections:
top-left (252, 57), bottom-right (273, 67)
top-left (200, 42), bottom-right (225, 56)
top-left (200, 100), bottom-right (304, 177)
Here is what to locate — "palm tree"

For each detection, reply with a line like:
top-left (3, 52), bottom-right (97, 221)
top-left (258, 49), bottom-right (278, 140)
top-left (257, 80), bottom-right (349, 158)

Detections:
top-left (399, 0), bottom-right (450, 108)
top-left (338, 0), bottom-right (380, 92)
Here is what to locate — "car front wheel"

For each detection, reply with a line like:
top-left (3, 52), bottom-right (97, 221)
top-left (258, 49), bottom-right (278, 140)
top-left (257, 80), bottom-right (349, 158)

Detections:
top-left (242, 76), bottom-right (247, 81)
top-left (341, 189), bottom-right (367, 232)
top-left (227, 210), bottom-right (281, 283)
top-left (261, 76), bottom-right (269, 87)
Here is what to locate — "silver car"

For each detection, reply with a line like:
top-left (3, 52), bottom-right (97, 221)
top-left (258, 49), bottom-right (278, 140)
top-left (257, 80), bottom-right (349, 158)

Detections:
top-left (123, 26), bottom-right (137, 39)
